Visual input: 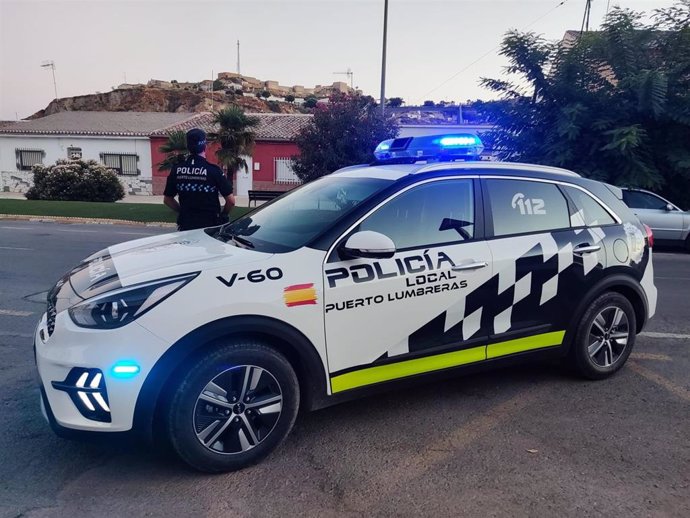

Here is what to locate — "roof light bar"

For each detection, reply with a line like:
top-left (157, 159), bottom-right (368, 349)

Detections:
top-left (373, 133), bottom-right (484, 163)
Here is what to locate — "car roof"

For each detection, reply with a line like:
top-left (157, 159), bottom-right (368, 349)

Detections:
top-left (332, 161), bottom-right (580, 181)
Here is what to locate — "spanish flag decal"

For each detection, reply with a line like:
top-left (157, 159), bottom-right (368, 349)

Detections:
top-left (283, 283), bottom-right (318, 307)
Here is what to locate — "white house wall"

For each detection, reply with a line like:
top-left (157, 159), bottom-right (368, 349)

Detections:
top-left (0, 135), bottom-right (153, 195)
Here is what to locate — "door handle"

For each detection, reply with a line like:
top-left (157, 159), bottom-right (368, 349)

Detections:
top-left (452, 261), bottom-right (488, 272)
top-left (573, 244), bottom-right (601, 255)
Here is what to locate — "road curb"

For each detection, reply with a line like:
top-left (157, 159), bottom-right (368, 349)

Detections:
top-left (0, 214), bottom-right (176, 228)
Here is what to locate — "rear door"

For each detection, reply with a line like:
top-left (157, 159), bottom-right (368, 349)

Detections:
top-left (323, 178), bottom-right (493, 394)
top-left (481, 178), bottom-right (612, 358)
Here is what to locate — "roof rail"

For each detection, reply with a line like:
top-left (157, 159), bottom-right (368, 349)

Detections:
top-left (414, 161), bottom-right (580, 177)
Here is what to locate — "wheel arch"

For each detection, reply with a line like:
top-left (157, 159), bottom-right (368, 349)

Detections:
top-left (563, 274), bottom-right (648, 354)
top-left (132, 315), bottom-right (328, 442)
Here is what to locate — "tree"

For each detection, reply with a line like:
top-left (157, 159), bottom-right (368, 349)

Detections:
top-left (212, 79), bottom-right (224, 91)
top-left (387, 97), bottom-right (404, 107)
top-left (291, 93), bottom-right (399, 183)
top-left (260, 90), bottom-right (271, 99)
top-left (423, 100), bottom-right (435, 107)
top-left (209, 106), bottom-right (260, 175)
top-left (480, 2), bottom-right (690, 206)
top-left (285, 94), bottom-right (296, 103)
top-left (303, 96), bottom-right (319, 108)
top-left (157, 130), bottom-right (188, 171)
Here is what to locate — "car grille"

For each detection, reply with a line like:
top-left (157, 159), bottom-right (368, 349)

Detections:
top-left (46, 274), bottom-right (68, 337)
top-left (46, 299), bottom-right (57, 336)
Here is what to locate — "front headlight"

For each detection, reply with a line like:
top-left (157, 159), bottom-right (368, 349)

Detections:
top-left (69, 273), bottom-right (198, 329)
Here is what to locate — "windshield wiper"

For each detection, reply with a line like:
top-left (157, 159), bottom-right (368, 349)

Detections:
top-left (226, 234), bottom-right (255, 249)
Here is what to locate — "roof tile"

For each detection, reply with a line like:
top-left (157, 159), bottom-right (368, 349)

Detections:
top-left (153, 112), bottom-right (313, 141)
top-left (0, 111), bottom-right (199, 137)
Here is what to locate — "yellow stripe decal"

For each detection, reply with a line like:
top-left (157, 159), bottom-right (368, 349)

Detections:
top-left (330, 330), bottom-right (566, 393)
top-left (331, 346), bottom-right (486, 393)
top-left (486, 330), bottom-right (565, 359)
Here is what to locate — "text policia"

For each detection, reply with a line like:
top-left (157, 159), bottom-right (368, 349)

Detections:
top-left (324, 249), bottom-right (468, 313)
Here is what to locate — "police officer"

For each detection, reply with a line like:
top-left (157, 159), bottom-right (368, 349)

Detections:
top-left (163, 128), bottom-right (235, 231)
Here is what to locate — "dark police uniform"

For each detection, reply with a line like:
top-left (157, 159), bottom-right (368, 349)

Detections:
top-left (164, 155), bottom-right (233, 231)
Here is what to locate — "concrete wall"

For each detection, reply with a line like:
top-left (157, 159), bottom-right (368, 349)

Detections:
top-left (0, 134), bottom-right (153, 195)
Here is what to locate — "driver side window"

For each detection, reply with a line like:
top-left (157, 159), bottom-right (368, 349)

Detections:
top-left (358, 179), bottom-right (475, 250)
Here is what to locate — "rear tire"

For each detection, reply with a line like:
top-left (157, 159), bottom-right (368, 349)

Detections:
top-left (570, 292), bottom-right (636, 380)
top-left (166, 341), bottom-right (299, 473)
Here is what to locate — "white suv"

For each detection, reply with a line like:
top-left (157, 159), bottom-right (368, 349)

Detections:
top-left (35, 135), bottom-right (656, 472)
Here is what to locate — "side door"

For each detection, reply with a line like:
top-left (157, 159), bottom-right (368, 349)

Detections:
top-left (481, 178), bottom-right (609, 358)
top-left (323, 178), bottom-right (493, 394)
top-left (235, 155), bottom-right (253, 197)
top-left (623, 190), bottom-right (683, 241)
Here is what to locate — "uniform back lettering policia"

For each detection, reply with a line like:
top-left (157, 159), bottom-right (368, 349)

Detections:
top-left (163, 128), bottom-right (235, 231)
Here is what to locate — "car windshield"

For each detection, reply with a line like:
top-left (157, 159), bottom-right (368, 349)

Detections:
top-left (210, 176), bottom-right (393, 253)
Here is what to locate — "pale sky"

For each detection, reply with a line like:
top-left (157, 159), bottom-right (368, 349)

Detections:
top-left (0, 0), bottom-right (673, 120)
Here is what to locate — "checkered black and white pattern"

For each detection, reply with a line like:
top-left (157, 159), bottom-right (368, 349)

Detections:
top-left (399, 228), bottom-right (608, 357)
top-left (177, 183), bottom-right (218, 193)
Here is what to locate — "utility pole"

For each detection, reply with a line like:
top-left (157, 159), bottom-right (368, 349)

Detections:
top-left (237, 40), bottom-right (241, 76)
top-left (40, 60), bottom-right (58, 101)
top-left (380, 0), bottom-right (388, 115)
top-left (211, 69), bottom-right (214, 112)
top-left (580, 0), bottom-right (592, 33)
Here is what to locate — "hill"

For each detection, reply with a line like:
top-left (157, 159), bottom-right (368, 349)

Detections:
top-left (29, 86), bottom-right (302, 119)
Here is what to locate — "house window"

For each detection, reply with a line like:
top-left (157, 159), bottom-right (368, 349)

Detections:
top-left (101, 153), bottom-right (139, 176)
top-left (16, 149), bottom-right (45, 170)
top-left (67, 147), bottom-right (82, 159)
top-left (274, 157), bottom-right (300, 184)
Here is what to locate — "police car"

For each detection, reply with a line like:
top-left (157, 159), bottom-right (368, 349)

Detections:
top-left (35, 134), bottom-right (657, 472)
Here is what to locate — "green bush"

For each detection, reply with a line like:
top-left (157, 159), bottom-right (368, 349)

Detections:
top-left (303, 96), bottom-right (319, 108)
top-left (26, 159), bottom-right (125, 202)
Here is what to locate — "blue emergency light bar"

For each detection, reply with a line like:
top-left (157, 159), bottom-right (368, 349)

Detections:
top-left (373, 134), bottom-right (484, 163)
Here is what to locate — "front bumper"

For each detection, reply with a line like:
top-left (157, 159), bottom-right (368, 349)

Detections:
top-left (34, 310), bottom-right (170, 433)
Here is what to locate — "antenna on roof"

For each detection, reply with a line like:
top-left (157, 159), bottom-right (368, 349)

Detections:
top-left (237, 40), bottom-right (241, 76)
top-left (40, 60), bottom-right (58, 101)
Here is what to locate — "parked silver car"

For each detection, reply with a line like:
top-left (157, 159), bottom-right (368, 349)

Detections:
top-left (622, 188), bottom-right (690, 250)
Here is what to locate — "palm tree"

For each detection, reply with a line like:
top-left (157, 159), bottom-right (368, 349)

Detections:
top-left (209, 106), bottom-right (260, 176)
top-left (157, 130), bottom-right (188, 171)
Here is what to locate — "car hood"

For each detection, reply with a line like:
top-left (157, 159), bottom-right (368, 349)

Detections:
top-left (52, 229), bottom-right (270, 305)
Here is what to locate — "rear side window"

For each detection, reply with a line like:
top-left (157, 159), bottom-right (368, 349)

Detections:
top-left (563, 186), bottom-right (616, 227)
top-left (622, 190), bottom-right (667, 210)
top-left (485, 179), bottom-right (569, 237)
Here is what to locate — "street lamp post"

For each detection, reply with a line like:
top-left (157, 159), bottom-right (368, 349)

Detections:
top-left (380, 0), bottom-right (388, 115)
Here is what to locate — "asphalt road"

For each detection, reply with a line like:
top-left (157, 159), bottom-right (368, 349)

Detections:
top-left (0, 221), bottom-right (688, 518)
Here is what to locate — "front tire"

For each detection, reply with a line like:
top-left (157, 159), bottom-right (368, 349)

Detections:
top-left (166, 341), bottom-right (299, 473)
top-left (571, 292), bottom-right (636, 380)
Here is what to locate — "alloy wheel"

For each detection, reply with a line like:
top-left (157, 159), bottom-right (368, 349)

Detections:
top-left (587, 306), bottom-right (631, 368)
top-left (193, 365), bottom-right (283, 454)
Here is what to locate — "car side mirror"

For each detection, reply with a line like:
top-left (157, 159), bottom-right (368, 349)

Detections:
top-left (665, 204), bottom-right (675, 212)
top-left (341, 231), bottom-right (396, 259)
